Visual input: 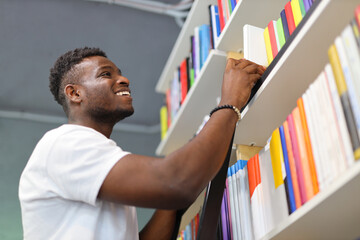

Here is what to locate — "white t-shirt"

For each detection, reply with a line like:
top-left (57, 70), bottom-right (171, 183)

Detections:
top-left (19, 124), bottom-right (139, 240)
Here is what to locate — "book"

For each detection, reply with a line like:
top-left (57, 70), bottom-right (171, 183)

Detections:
top-left (324, 63), bottom-right (355, 167)
top-left (209, 5), bottom-right (220, 48)
top-left (283, 120), bottom-right (302, 208)
top-left (263, 26), bottom-right (274, 64)
top-left (285, 1), bottom-right (296, 35)
top-left (259, 139), bottom-right (289, 236)
top-left (267, 20), bottom-right (279, 58)
top-left (287, 113), bottom-right (307, 204)
top-left (279, 125), bottom-right (297, 213)
top-left (247, 154), bottom-right (266, 239)
top-left (303, 0), bottom-right (311, 13)
top-left (334, 36), bottom-right (360, 140)
top-left (292, 106), bottom-right (315, 200)
top-left (328, 44), bottom-right (360, 159)
top-left (199, 24), bottom-right (211, 70)
top-left (299, 0), bottom-right (306, 17)
top-left (227, 167), bottom-right (238, 239)
top-left (341, 24), bottom-right (360, 113)
top-left (166, 89), bottom-right (172, 127)
top-left (217, 0), bottom-right (225, 31)
top-left (280, 9), bottom-right (290, 41)
top-left (276, 17), bottom-right (286, 50)
top-left (302, 86), bottom-right (326, 190)
top-left (231, 164), bottom-right (242, 240)
top-left (243, 24), bottom-right (268, 67)
top-left (350, 18), bottom-right (360, 49)
top-left (297, 98), bottom-right (319, 195)
top-left (160, 106), bottom-right (168, 140)
top-left (291, 0), bottom-right (303, 27)
top-left (355, 4), bottom-right (360, 29)
top-left (220, 191), bottom-right (229, 240)
top-left (193, 26), bottom-right (201, 79)
top-left (179, 58), bottom-right (188, 105)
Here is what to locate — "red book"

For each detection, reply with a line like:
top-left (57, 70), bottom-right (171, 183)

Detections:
top-left (247, 155), bottom-right (257, 198)
top-left (287, 113), bottom-right (307, 204)
top-left (285, 1), bottom-right (296, 35)
top-left (165, 89), bottom-right (172, 127)
top-left (217, 0), bottom-right (225, 31)
top-left (179, 58), bottom-right (188, 104)
top-left (267, 20), bottom-right (278, 59)
top-left (355, 4), bottom-right (360, 29)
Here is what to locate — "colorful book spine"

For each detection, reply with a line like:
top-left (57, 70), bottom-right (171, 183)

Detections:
top-left (267, 20), bottom-right (279, 58)
top-left (287, 113), bottom-right (307, 204)
top-left (280, 9), bottom-right (290, 41)
top-left (299, 0), bottom-right (306, 17)
top-left (217, 0), bottom-right (225, 31)
top-left (199, 24), bottom-right (211, 70)
top-left (179, 58), bottom-right (188, 105)
top-left (276, 17), bottom-right (286, 50)
top-left (264, 26), bottom-right (273, 64)
top-left (328, 44), bottom-right (360, 159)
top-left (292, 106), bottom-right (315, 200)
top-left (279, 125), bottom-right (297, 213)
top-left (285, 1), bottom-right (296, 35)
top-left (291, 0), bottom-right (303, 27)
top-left (283, 120), bottom-right (302, 208)
top-left (297, 98), bottom-right (319, 195)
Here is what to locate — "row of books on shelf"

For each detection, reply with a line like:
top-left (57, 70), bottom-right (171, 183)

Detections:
top-left (159, 0), bottom-right (239, 138)
top-left (176, 212), bottom-right (200, 240)
top-left (218, 10), bottom-right (360, 240)
top-left (264, 0), bottom-right (315, 65)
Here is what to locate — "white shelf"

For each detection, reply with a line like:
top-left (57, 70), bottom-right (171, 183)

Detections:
top-left (263, 161), bottom-right (360, 240)
top-left (156, 50), bottom-right (227, 156)
top-left (234, 0), bottom-right (360, 147)
top-left (216, 0), bottom-right (288, 52)
top-left (155, 0), bottom-right (217, 93)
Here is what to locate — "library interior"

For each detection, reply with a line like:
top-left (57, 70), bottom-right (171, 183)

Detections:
top-left (1, 0), bottom-right (360, 239)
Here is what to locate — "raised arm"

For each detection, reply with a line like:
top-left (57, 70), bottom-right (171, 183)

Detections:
top-left (98, 58), bottom-right (265, 209)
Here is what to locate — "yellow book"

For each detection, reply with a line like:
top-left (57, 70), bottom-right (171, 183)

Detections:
top-left (263, 26), bottom-right (273, 65)
top-left (291, 0), bottom-right (303, 27)
top-left (160, 106), bottom-right (168, 140)
top-left (269, 128), bottom-right (285, 188)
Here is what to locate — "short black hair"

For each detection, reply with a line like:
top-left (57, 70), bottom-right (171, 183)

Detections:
top-left (49, 47), bottom-right (107, 113)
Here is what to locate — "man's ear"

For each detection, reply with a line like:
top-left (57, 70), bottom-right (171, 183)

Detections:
top-left (64, 84), bottom-right (82, 104)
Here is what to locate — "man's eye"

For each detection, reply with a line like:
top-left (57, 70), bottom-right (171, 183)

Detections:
top-left (101, 72), bottom-right (111, 77)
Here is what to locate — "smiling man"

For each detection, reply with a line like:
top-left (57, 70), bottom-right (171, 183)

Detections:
top-left (18, 47), bottom-right (264, 240)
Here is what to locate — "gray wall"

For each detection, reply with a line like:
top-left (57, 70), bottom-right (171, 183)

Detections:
top-left (0, 117), bottom-right (160, 239)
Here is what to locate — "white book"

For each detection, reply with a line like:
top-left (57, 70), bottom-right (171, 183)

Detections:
top-left (231, 165), bottom-right (242, 240)
top-left (243, 24), bottom-right (268, 67)
top-left (318, 70), bottom-right (347, 175)
top-left (259, 137), bottom-right (289, 236)
top-left (335, 36), bottom-right (360, 139)
top-left (227, 169), bottom-right (238, 240)
top-left (194, 26), bottom-right (201, 79)
top-left (324, 64), bottom-right (355, 168)
top-left (273, 20), bottom-right (281, 52)
top-left (242, 166), bottom-right (254, 240)
top-left (302, 88), bottom-right (325, 191)
top-left (210, 5), bottom-right (220, 48)
top-left (235, 163), bottom-right (245, 240)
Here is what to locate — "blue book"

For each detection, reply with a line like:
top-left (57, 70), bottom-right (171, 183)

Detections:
top-left (280, 9), bottom-right (290, 41)
top-left (199, 24), bottom-right (211, 69)
top-left (279, 125), bottom-right (297, 214)
top-left (303, 0), bottom-right (311, 12)
top-left (231, 0), bottom-right (237, 12)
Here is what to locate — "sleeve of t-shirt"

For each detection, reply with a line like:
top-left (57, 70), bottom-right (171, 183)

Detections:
top-left (46, 127), bottom-right (130, 206)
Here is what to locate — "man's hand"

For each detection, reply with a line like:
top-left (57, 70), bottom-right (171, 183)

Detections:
top-left (220, 58), bottom-right (266, 110)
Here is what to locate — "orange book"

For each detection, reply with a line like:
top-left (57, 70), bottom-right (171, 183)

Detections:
top-left (283, 120), bottom-right (302, 208)
top-left (292, 106), bottom-right (315, 200)
top-left (297, 98), bottom-right (319, 195)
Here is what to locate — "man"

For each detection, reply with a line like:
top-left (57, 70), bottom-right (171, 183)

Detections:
top-left (19, 47), bottom-right (265, 239)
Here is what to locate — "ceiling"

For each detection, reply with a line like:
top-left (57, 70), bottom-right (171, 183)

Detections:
top-left (0, 0), bottom-right (187, 130)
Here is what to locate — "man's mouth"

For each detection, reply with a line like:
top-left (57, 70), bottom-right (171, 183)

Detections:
top-left (115, 91), bottom-right (131, 96)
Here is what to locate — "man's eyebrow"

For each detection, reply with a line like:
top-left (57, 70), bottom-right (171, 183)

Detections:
top-left (97, 66), bottom-right (122, 75)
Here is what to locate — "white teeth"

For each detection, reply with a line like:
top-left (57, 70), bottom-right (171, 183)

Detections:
top-left (116, 91), bottom-right (130, 96)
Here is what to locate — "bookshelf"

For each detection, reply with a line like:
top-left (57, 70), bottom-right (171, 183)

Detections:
top-left (156, 0), bottom-right (360, 239)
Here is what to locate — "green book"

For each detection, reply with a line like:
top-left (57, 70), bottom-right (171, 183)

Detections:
top-left (190, 68), bottom-right (195, 87)
top-left (299, 0), bottom-right (306, 17)
top-left (276, 18), bottom-right (286, 49)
